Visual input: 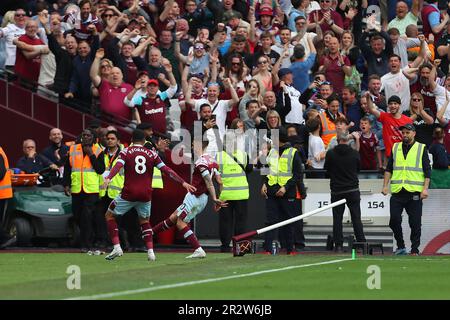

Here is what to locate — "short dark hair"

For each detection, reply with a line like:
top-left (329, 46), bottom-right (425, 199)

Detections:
top-left (132, 129), bottom-right (146, 142)
top-left (260, 31), bottom-right (272, 40)
top-left (387, 27), bottom-right (400, 35)
top-left (199, 103), bottom-right (211, 113)
top-left (106, 130), bottom-right (120, 140)
top-left (360, 116), bottom-right (372, 124)
top-left (368, 74), bottom-right (381, 82)
top-left (245, 99), bottom-right (259, 109)
top-left (306, 118), bottom-right (320, 132)
top-left (342, 86), bottom-right (357, 95)
top-left (326, 93), bottom-right (340, 105)
top-left (389, 54), bottom-right (402, 61)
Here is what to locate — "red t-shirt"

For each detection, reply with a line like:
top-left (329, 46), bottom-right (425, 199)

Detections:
top-left (359, 131), bottom-right (379, 170)
top-left (117, 145), bottom-right (164, 202)
top-left (378, 112), bottom-right (413, 157)
top-left (191, 154), bottom-right (219, 197)
top-left (99, 81), bottom-right (133, 121)
top-left (308, 9), bottom-right (344, 35)
top-left (178, 91), bottom-right (204, 131)
top-left (14, 34), bottom-right (45, 82)
top-left (443, 123), bottom-right (450, 155)
top-left (137, 96), bottom-right (168, 134)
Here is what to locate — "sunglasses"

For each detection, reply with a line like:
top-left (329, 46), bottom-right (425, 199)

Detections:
top-left (194, 46), bottom-right (204, 50)
top-left (412, 98), bottom-right (422, 102)
top-left (25, 146), bottom-right (35, 149)
top-left (15, 13), bottom-right (26, 17)
top-left (232, 62), bottom-right (241, 65)
top-left (101, 64), bottom-right (111, 68)
top-left (258, 61), bottom-right (268, 65)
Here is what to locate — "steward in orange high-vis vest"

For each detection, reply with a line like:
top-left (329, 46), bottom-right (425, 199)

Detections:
top-left (63, 129), bottom-right (105, 251)
top-left (0, 146), bottom-right (16, 249)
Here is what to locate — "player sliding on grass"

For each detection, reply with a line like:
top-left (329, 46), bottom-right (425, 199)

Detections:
top-left (102, 129), bottom-right (196, 261)
top-left (151, 139), bottom-right (228, 258)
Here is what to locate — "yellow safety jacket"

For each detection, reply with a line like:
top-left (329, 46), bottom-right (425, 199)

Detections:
top-left (99, 149), bottom-right (124, 199)
top-left (217, 150), bottom-right (249, 200)
top-left (391, 142), bottom-right (425, 193)
top-left (69, 144), bottom-right (102, 194)
top-left (267, 147), bottom-right (297, 187)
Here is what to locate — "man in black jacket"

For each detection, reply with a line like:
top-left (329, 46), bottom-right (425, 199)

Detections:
top-left (261, 127), bottom-right (303, 255)
top-left (324, 131), bottom-right (366, 252)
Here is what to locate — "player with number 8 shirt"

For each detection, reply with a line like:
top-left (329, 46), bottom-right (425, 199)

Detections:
top-left (102, 129), bottom-right (196, 262)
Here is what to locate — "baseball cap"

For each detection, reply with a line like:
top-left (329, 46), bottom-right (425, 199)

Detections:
top-left (388, 95), bottom-right (401, 104)
top-left (259, 7), bottom-right (273, 16)
top-left (148, 79), bottom-right (159, 86)
top-left (137, 70), bottom-right (148, 78)
top-left (278, 68), bottom-right (292, 79)
top-left (399, 123), bottom-right (415, 131)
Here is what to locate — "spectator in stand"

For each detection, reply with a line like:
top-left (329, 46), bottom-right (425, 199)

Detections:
top-left (185, 79), bottom-right (239, 140)
top-left (239, 79), bottom-right (264, 121)
top-left (271, 27), bottom-right (294, 69)
top-left (340, 30), bottom-right (361, 92)
top-left (341, 86), bottom-right (362, 132)
top-left (360, 27), bottom-right (393, 77)
top-left (410, 61), bottom-right (441, 116)
top-left (90, 48), bottom-right (135, 123)
top-left (421, 0), bottom-right (449, 42)
top-left (308, 0), bottom-right (344, 36)
top-left (429, 126), bottom-right (449, 169)
top-left (388, 0), bottom-right (420, 35)
top-left (156, 0), bottom-right (181, 36)
top-left (381, 54), bottom-right (419, 112)
top-left (327, 116), bottom-right (359, 151)
top-left (367, 74), bottom-right (387, 111)
top-left (175, 32), bottom-right (210, 76)
top-left (106, 28), bottom-right (140, 86)
top-left (41, 128), bottom-right (70, 168)
top-left (436, 23), bottom-right (450, 75)
top-left (366, 92), bottom-right (413, 161)
top-left (290, 36), bottom-right (317, 94)
top-left (124, 59), bottom-right (178, 135)
top-left (253, 31), bottom-right (280, 68)
top-left (358, 116), bottom-right (383, 178)
top-left (318, 36), bottom-right (351, 95)
top-left (306, 116), bottom-right (326, 177)
top-left (13, 19), bottom-right (46, 86)
top-left (291, 15), bottom-right (321, 59)
top-left (275, 68), bottom-right (304, 127)
top-left (16, 139), bottom-right (59, 174)
top-left (402, 92), bottom-right (435, 147)
top-left (64, 0), bottom-right (103, 41)
top-left (158, 29), bottom-right (181, 83)
top-left (220, 52), bottom-right (250, 94)
top-left (360, 91), bottom-right (385, 157)
top-left (0, 8), bottom-right (27, 72)
top-left (179, 70), bottom-right (207, 132)
top-left (388, 27), bottom-right (422, 69)
top-left (64, 33), bottom-right (100, 110)
top-left (183, 0), bottom-right (215, 37)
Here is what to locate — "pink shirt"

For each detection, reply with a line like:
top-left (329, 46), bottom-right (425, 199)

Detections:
top-left (99, 80), bottom-right (133, 121)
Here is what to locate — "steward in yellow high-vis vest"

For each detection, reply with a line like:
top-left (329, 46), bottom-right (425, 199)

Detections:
top-left (261, 127), bottom-right (302, 255)
top-left (63, 129), bottom-right (105, 250)
top-left (216, 132), bottom-right (252, 252)
top-left (382, 123), bottom-right (431, 255)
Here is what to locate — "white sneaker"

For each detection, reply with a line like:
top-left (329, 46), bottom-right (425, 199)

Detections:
top-left (148, 250), bottom-right (156, 261)
top-left (186, 247), bottom-right (206, 259)
top-left (105, 246), bottom-right (123, 260)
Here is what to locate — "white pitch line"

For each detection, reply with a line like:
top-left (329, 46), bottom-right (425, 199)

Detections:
top-left (66, 258), bottom-right (352, 300)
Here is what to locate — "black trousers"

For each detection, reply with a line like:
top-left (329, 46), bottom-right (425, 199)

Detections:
top-left (71, 193), bottom-right (99, 248)
top-left (264, 197), bottom-right (297, 253)
top-left (331, 191), bottom-right (366, 246)
top-left (0, 199), bottom-right (9, 242)
top-left (389, 193), bottom-right (422, 253)
top-left (279, 199), bottom-right (305, 249)
top-left (219, 199), bottom-right (248, 248)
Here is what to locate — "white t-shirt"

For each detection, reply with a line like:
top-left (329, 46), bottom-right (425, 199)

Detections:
top-left (381, 69), bottom-right (411, 112)
top-left (194, 98), bottom-right (232, 139)
top-left (271, 43), bottom-right (294, 69)
top-left (308, 134), bottom-right (325, 169)
top-left (283, 85), bottom-right (304, 125)
top-left (0, 24), bottom-right (26, 66)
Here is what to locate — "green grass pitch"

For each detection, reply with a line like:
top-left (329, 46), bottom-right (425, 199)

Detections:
top-left (0, 252), bottom-right (449, 300)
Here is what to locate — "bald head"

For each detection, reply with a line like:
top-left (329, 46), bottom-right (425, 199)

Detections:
top-left (25, 20), bottom-right (39, 37)
top-left (110, 67), bottom-right (123, 86)
top-left (328, 37), bottom-right (340, 53)
top-left (49, 128), bottom-right (63, 144)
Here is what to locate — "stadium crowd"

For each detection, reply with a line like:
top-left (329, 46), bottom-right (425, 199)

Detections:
top-left (1, 0), bottom-right (450, 254)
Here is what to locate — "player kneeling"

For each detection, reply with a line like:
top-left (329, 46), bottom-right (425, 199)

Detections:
top-left (151, 139), bottom-right (227, 258)
top-left (102, 129), bottom-right (196, 261)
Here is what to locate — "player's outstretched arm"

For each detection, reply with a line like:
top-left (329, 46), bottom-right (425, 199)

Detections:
top-left (103, 161), bottom-right (124, 189)
top-left (203, 174), bottom-right (227, 208)
top-left (160, 165), bottom-right (197, 193)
